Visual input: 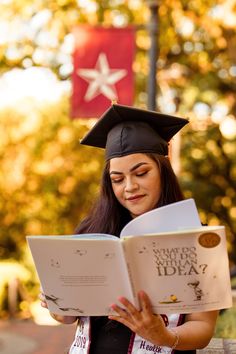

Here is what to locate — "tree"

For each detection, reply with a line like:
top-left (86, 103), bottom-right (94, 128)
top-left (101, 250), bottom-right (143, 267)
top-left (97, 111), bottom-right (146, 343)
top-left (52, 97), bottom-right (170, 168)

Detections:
top-left (180, 123), bottom-right (236, 264)
top-left (0, 99), bottom-right (104, 259)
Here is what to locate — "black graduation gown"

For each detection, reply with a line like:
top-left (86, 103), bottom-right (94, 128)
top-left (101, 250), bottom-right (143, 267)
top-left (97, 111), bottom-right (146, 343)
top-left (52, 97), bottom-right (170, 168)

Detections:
top-left (89, 317), bottom-right (196, 354)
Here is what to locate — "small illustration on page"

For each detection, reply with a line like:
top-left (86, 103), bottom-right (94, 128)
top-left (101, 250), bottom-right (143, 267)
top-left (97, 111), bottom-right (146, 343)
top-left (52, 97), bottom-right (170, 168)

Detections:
top-left (75, 249), bottom-right (87, 256)
top-left (45, 294), bottom-right (84, 313)
top-left (159, 294), bottom-right (182, 304)
top-left (50, 258), bottom-right (61, 268)
top-left (104, 252), bottom-right (115, 259)
top-left (138, 245), bottom-right (148, 254)
top-left (187, 280), bottom-right (204, 300)
top-left (45, 294), bottom-right (61, 306)
top-left (59, 306), bottom-right (84, 313)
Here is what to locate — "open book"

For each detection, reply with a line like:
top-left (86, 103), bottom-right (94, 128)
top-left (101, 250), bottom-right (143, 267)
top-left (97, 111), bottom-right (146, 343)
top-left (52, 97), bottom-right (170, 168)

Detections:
top-left (27, 199), bottom-right (232, 316)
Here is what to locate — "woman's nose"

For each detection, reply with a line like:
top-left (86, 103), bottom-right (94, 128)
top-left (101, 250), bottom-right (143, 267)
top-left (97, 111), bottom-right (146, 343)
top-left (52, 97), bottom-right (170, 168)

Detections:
top-left (125, 178), bottom-right (138, 192)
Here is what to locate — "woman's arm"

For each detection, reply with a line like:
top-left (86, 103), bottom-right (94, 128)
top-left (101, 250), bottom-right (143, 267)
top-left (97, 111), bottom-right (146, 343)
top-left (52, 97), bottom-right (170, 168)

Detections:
top-left (175, 310), bottom-right (218, 350)
top-left (109, 290), bottom-right (218, 351)
top-left (39, 291), bottom-right (78, 325)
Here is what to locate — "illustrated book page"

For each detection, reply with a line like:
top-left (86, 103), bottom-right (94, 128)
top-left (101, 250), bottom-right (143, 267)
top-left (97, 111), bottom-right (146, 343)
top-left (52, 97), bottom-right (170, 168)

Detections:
top-left (122, 225), bottom-right (232, 314)
top-left (27, 234), bottom-right (136, 316)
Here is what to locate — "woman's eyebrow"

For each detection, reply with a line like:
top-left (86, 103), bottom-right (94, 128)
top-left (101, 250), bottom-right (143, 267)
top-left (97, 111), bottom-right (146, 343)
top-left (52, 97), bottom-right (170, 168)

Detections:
top-left (110, 162), bottom-right (149, 175)
top-left (109, 171), bottom-right (122, 175)
top-left (130, 162), bottom-right (148, 172)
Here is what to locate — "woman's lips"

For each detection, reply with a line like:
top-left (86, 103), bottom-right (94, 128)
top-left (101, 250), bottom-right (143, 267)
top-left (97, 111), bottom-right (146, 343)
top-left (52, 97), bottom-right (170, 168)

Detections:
top-left (127, 195), bottom-right (145, 202)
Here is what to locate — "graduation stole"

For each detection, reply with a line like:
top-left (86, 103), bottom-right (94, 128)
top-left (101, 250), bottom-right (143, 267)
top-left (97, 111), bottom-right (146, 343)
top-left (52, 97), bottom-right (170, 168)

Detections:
top-left (68, 313), bottom-right (183, 354)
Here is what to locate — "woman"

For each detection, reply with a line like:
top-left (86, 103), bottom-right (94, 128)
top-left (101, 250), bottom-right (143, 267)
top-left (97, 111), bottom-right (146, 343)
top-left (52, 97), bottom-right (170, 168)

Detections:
top-left (40, 104), bottom-right (218, 353)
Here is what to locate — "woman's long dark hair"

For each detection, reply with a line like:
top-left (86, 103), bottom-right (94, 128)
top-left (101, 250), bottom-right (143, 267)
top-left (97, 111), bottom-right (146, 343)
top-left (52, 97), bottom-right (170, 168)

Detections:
top-left (76, 153), bottom-right (184, 236)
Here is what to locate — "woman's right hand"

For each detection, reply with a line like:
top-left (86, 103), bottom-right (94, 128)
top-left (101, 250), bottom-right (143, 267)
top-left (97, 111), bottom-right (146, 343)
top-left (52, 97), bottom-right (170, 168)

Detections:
top-left (39, 290), bottom-right (78, 324)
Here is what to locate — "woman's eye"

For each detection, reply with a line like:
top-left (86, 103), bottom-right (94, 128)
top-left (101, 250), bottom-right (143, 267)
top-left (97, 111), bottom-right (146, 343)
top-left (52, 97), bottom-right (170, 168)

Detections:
top-left (136, 171), bottom-right (148, 177)
top-left (111, 178), bottom-right (123, 184)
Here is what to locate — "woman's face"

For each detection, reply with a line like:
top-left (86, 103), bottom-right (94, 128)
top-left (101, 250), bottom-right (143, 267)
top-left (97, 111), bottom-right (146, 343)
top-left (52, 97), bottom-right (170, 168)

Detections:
top-left (109, 153), bottom-right (161, 218)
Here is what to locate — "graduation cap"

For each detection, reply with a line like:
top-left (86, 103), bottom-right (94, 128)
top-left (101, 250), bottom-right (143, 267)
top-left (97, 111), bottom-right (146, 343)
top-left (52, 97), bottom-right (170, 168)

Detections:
top-left (80, 104), bottom-right (189, 160)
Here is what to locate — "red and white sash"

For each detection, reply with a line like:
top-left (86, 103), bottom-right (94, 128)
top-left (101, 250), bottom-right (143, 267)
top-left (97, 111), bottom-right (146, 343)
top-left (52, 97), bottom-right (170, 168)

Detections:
top-left (69, 314), bottom-right (182, 354)
top-left (69, 317), bottom-right (91, 354)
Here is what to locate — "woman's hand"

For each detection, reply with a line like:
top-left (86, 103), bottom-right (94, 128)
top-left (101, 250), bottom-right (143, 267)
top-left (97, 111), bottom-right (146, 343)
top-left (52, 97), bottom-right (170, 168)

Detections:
top-left (108, 290), bottom-right (176, 348)
top-left (109, 290), bottom-right (218, 351)
top-left (39, 290), bottom-right (78, 325)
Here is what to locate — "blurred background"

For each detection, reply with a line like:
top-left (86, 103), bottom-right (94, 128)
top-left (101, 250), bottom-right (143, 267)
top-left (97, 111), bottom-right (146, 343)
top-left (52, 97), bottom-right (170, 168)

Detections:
top-left (0, 0), bottom-right (235, 342)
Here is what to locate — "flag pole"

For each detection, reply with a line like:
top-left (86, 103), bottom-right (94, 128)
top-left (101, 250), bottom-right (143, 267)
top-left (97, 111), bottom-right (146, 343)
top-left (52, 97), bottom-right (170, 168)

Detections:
top-left (146, 0), bottom-right (159, 111)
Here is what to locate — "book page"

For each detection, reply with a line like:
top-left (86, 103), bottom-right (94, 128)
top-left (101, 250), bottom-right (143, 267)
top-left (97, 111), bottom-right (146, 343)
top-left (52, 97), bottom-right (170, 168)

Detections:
top-left (27, 235), bottom-right (135, 316)
top-left (122, 226), bottom-right (232, 314)
top-left (120, 199), bottom-right (202, 237)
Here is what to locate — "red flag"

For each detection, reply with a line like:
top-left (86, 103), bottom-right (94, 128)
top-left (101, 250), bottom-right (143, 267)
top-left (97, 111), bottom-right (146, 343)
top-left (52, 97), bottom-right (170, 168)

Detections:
top-left (71, 26), bottom-right (135, 118)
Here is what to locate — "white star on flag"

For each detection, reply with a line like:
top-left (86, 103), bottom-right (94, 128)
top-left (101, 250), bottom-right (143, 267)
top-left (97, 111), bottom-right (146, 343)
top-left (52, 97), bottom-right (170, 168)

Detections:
top-left (77, 52), bottom-right (127, 102)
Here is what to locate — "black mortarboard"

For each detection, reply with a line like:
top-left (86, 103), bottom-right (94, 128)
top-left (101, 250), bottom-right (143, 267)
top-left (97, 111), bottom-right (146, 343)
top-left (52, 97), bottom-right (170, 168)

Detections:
top-left (80, 104), bottom-right (189, 160)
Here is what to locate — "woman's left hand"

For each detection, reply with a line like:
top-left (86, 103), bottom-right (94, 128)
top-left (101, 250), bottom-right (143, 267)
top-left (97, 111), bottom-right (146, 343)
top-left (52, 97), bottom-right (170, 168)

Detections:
top-left (108, 290), bottom-right (174, 347)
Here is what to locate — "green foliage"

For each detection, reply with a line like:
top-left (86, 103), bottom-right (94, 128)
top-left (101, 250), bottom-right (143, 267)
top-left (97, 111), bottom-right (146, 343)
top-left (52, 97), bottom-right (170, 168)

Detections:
top-left (1, 0), bottom-right (234, 100)
top-left (231, 277), bottom-right (236, 289)
top-left (215, 307), bottom-right (236, 339)
top-left (180, 123), bottom-right (236, 263)
top-left (0, 97), bottom-right (104, 260)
